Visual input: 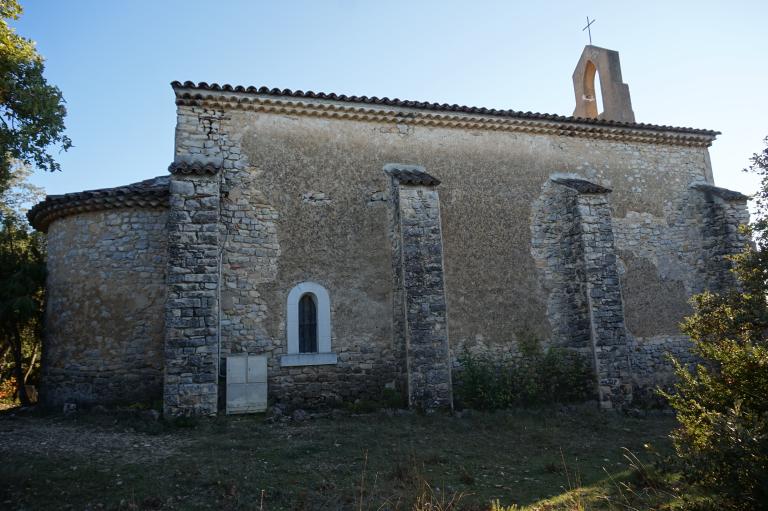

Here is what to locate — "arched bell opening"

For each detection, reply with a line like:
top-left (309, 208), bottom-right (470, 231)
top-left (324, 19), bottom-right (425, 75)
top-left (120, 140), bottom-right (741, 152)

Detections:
top-left (582, 60), bottom-right (603, 118)
top-left (572, 46), bottom-right (635, 123)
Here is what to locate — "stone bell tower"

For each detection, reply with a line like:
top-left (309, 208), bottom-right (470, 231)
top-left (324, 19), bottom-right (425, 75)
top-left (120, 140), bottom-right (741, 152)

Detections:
top-left (572, 45), bottom-right (635, 123)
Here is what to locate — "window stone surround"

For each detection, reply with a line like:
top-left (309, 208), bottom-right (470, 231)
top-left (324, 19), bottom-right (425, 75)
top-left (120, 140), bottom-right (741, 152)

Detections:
top-left (281, 281), bottom-right (336, 367)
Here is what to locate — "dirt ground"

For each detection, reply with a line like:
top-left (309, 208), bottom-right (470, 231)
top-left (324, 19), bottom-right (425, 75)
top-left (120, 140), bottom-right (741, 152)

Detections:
top-left (0, 405), bottom-right (677, 510)
top-left (0, 414), bottom-right (185, 465)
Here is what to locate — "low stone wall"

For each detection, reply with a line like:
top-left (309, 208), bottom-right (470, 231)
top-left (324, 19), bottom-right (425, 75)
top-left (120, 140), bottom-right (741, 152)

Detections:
top-left (42, 208), bottom-right (168, 407)
top-left (269, 342), bottom-right (397, 408)
top-left (629, 335), bottom-right (696, 385)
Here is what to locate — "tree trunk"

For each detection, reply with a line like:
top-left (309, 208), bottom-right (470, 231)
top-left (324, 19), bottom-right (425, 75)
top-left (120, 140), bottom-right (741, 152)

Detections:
top-left (23, 340), bottom-right (38, 383)
top-left (11, 328), bottom-right (30, 406)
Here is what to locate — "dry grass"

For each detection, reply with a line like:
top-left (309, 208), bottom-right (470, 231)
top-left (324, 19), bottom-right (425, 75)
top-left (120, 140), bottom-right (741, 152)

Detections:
top-left (0, 405), bottom-right (678, 510)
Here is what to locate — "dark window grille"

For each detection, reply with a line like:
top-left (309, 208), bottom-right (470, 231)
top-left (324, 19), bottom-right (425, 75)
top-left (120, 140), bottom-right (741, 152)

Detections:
top-left (299, 294), bottom-right (318, 353)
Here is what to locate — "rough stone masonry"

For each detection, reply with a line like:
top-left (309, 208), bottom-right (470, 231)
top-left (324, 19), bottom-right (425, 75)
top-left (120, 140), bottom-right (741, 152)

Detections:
top-left (386, 164), bottom-right (453, 410)
top-left (28, 45), bottom-right (749, 414)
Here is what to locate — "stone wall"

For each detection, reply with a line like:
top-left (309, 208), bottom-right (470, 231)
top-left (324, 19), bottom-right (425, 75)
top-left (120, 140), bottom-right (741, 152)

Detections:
top-left (32, 86), bottom-right (750, 413)
top-left (531, 175), bottom-right (749, 403)
top-left (628, 335), bottom-right (696, 401)
top-left (172, 88), bottom-right (745, 410)
top-left (614, 184), bottom-right (749, 393)
top-left (42, 208), bottom-right (168, 407)
top-left (174, 104), bottom-right (398, 409)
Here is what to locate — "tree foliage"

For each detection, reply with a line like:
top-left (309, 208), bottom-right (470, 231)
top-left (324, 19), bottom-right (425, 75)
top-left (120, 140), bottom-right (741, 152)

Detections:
top-left (0, 162), bottom-right (44, 405)
top-left (0, 0), bottom-right (70, 191)
top-left (0, 1), bottom-right (68, 406)
top-left (663, 138), bottom-right (768, 509)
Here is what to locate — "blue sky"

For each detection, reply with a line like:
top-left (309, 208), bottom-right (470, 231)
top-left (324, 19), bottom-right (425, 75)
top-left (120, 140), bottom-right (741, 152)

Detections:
top-left (16, 0), bottom-right (768, 197)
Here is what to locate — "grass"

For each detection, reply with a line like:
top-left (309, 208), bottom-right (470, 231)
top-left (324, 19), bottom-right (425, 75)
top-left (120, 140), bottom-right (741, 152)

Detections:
top-left (0, 404), bottom-right (684, 510)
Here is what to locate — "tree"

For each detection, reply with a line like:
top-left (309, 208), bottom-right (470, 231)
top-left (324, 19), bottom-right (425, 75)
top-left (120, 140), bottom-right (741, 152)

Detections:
top-left (0, 0), bottom-right (70, 192)
top-left (664, 138), bottom-right (768, 509)
top-left (0, 1), bottom-right (68, 406)
top-left (0, 162), bottom-right (44, 405)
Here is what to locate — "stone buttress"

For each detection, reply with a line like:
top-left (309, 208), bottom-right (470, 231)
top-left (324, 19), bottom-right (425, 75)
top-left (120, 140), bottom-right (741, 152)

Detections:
top-left (163, 162), bottom-right (222, 416)
top-left (386, 164), bottom-right (453, 410)
top-left (538, 178), bottom-right (633, 409)
top-left (690, 183), bottom-right (751, 293)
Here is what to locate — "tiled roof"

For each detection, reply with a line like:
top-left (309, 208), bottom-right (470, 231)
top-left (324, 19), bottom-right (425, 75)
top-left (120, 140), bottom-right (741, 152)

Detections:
top-left (383, 163), bottom-right (441, 186)
top-left (27, 176), bottom-right (169, 232)
top-left (691, 183), bottom-right (750, 202)
top-left (552, 177), bottom-right (612, 194)
top-left (171, 81), bottom-right (719, 138)
top-left (168, 161), bottom-right (222, 175)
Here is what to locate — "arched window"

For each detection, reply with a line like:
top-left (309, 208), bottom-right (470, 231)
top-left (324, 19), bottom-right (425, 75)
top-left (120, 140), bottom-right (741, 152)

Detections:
top-left (298, 294), bottom-right (318, 353)
top-left (282, 282), bottom-right (337, 367)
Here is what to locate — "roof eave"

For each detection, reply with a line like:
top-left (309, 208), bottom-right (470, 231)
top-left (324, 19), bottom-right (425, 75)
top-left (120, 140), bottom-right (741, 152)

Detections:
top-left (170, 80), bottom-right (720, 141)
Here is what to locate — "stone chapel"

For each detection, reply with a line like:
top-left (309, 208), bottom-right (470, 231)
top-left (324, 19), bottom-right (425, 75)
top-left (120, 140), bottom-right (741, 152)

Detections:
top-left (28, 46), bottom-right (749, 416)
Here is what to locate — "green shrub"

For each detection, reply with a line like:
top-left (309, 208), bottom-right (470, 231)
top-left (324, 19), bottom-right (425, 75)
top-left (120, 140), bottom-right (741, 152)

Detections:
top-left (342, 387), bottom-right (407, 413)
top-left (663, 303), bottom-right (768, 510)
top-left (455, 335), bottom-right (595, 410)
top-left (662, 138), bottom-right (768, 510)
top-left (381, 387), bottom-right (406, 409)
top-left (663, 297), bottom-right (768, 509)
top-left (489, 499), bottom-right (520, 511)
top-left (346, 399), bottom-right (379, 414)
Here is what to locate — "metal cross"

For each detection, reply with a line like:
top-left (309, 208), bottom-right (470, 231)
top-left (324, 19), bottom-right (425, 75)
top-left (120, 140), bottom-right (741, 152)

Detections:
top-left (582, 16), bottom-right (596, 45)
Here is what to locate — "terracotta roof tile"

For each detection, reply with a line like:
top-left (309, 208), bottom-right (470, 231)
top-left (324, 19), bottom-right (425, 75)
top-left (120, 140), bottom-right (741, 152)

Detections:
top-left (691, 183), bottom-right (750, 202)
top-left (168, 161), bottom-right (222, 175)
top-left (383, 163), bottom-right (441, 186)
top-left (27, 176), bottom-right (169, 232)
top-left (552, 177), bottom-right (612, 194)
top-left (171, 81), bottom-right (719, 137)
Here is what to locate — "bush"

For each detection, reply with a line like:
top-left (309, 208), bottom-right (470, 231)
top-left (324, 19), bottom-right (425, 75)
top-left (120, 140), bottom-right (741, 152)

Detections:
top-left (455, 335), bottom-right (595, 410)
top-left (664, 308), bottom-right (768, 510)
top-left (662, 138), bottom-right (768, 510)
top-left (381, 387), bottom-right (406, 409)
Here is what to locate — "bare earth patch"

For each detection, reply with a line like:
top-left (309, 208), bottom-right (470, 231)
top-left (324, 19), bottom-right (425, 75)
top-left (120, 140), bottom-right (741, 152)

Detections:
top-left (0, 414), bottom-right (187, 465)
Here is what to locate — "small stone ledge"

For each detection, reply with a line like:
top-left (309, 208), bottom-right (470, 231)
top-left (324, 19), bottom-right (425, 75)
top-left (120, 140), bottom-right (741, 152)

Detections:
top-left (280, 353), bottom-right (339, 367)
top-left (690, 183), bottom-right (750, 202)
top-left (301, 191), bottom-right (331, 205)
top-left (383, 163), bottom-right (441, 186)
top-left (168, 161), bottom-right (222, 176)
top-left (551, 177), bottom-right (612, 194)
